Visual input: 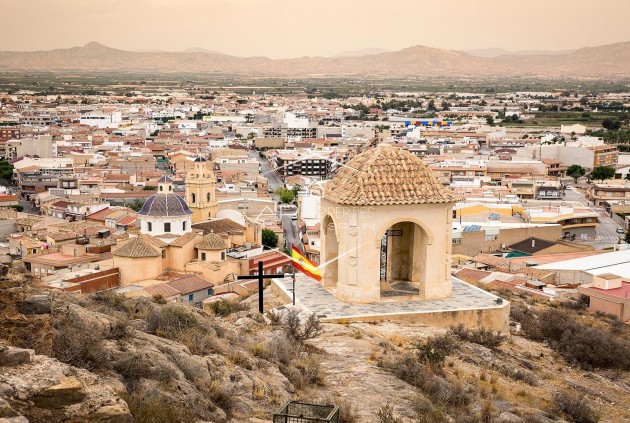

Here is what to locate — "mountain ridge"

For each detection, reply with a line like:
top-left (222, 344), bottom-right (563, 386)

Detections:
top-left (1, 41), bottom-right (630, 78)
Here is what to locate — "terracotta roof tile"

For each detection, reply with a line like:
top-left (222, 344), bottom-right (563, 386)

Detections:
top-left (112, 236), bottom-right (161, 258)
top-left (169, 231), bottom-right (200, 247)
top-left (196, 232), bottom-right (228, 250)
top-left (192, 218), bottom-right (245, 235)
top-left (323, 145), bottom-right (461, 206)
top-left (166, 275), bottom-right (213, 294)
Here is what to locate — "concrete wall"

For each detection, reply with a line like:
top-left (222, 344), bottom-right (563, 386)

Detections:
top-left (0, 219), bottom-right (17, 238)
top-left (271, 279), bottom-right (510, 332)
top-left (452, 225), bottom-right (562, 257)
top-left (114, 255), bottom-right (162, 286)
top-left (64, 268), bottom-right (120, 293)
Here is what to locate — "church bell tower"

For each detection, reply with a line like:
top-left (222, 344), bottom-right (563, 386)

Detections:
top-left (185, 157), bottom-right (218, 223)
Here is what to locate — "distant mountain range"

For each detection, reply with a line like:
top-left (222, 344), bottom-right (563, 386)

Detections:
top-left (1, 41), bottom-right (630, 78)
top-left (461, 47), bottom-right (574, 58)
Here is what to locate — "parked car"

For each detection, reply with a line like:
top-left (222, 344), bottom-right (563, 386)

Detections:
top-left (616, 227), bottom-right (625, 234)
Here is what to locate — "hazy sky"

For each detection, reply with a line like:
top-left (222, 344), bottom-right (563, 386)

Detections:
top-left (2, 0), bottom-right (630, 58)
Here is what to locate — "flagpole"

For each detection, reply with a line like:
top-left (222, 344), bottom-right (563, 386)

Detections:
top-left (292, 263), bottom-right (296, 306)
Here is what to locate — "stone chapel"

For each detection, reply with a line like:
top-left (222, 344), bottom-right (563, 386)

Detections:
top-left (320, 144), bottom-right (462, 303)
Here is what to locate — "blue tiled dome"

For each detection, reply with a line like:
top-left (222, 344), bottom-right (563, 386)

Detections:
top-left (138, 193), bottom-right (193, 216)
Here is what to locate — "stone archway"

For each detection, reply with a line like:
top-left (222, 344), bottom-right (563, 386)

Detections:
top-left (379, 221), bottom-right (428, 298)
top-left (322, 215), bottom-right (339, 289)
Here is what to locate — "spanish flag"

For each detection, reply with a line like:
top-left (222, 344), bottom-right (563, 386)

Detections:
top-left (292, 245), bottom-right (322, 281)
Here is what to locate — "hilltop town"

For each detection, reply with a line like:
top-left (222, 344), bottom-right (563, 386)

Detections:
top-left (1, 77), bottom-right (630, 423)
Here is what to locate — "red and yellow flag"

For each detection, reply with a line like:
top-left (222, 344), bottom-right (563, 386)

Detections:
top-left (291, 245), bottom-right (322, 281)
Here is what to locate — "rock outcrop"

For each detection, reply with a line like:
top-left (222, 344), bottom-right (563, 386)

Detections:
top-left (0, 345), bottom-right (133, 422)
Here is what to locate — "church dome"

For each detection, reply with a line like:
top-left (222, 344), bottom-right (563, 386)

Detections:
top-left (138, 193), bottom-right (193, 216)
top-left (323, 144), bottom-right (461, 206)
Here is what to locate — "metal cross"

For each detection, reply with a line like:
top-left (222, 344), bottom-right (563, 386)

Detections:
top-left (237, 261), bottom-right (285, 313)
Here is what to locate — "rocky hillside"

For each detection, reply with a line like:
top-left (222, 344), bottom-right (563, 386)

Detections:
top-left (2, 41), bottom-right (630, 78)
top-left (1, 267), bottom-right (630, 422)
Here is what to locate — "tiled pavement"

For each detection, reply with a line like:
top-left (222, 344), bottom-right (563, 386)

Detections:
top-left (273, 274), bottom-right (506, 320)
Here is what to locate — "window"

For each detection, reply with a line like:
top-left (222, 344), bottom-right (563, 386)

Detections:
top-left (183, 221), bottom-right (187, 231)
top-left (159, 186), bottom-right (163, 192)
top-left (188, 294), bottom-right (193, 301)
top-left (207, 288), bottom-right (213, 295)
top-left (452, 238), bottom-right (462, 244)
top-left (201, 252), bottom-right (206, 261)
top-left (147, 222), bottom-right (152, 232)
top-left (164, 222), bottom-right (171, 232)
top-left (207, 193), bottom-right (211, 202)
top-left (221, 252), bottom-right (226, 260)
top-left (161, 250), bottom-right (166, 259)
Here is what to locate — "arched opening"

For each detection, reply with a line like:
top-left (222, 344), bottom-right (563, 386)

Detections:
top-left (379, 221), bottom-right (427, 298)
top-left (207, 192), bottom-right (211, 202)
top-left (322, 215), bottom-right (339, 289)
top-left (191, 193), bottom-right (196, 203)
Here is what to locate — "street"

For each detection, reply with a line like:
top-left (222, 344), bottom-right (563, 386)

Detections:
top-left (250, 150), bottom-right (303, 252)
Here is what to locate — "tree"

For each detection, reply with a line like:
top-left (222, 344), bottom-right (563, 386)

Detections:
top-left (486, 116), bottom-right (494, 126)
top-left (602, 119), bottom-right (621, 131)
top-left (128, 199), bottom-right (144, 212)
top-left (262, 229), bottom-right (278, 249)
top-left (0, 161), bottom-right (14, 180)
top-left (567, 164), bottom-right (586, 181)
top-left (589, 166), bottom-right (616, 182)
top-left (276, 188), bottom-right (296, 204)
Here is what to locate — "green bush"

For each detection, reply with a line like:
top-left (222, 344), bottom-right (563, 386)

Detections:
top-left (413, 333), bottom-right (459, 367)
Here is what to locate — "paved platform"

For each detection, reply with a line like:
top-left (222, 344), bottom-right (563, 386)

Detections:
top-left (271, 274), bottom-right (510, 331)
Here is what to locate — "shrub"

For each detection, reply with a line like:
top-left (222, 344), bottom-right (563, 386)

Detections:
top-left (207, 299), bottom-right (249, 317)
top-left (512, 308), bottom-right (630, 370)
top-left (248, 342), bottom-right (271, 359)
top-left (412, 333), bottom-right (459, 367)
top-left (294, 355), bottom-right (325, 386)
top-left (92, 290), bottom-right (130, 312)
top-left (374, 404), bottom-right (404, 423)
top-left (449, 324), bottom-right (506, 350)
top-left (552, 390), bottom-right (600, 423)
top-left (208, 380), bottom-right (234, 412)
top-left (124, 392), bottom-right (197, 423)
top-left (282, 309), bottom-right (321, 343)
top-left (113, 354), bottom-right (175, 386)
top-left (152, 294), bottom-right (167, 305)
top-left (107, 319), bottom-right (133, 340)
top-left (413, 396), bottom-right (449, 423)
top-left (145, 304), bottom-right (198, 339)
top-left (177, 326), bottom-right (223, 356)
top-left (52, 315), bottom-right (107, 370)
top-left (335, 397), bottom-right (359, 423)
top-left (267, 333), bottom-right (301, 365)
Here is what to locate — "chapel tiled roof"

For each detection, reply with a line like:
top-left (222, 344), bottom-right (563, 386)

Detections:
top-left (323, 144), bottom-right (461, 206)
top-left (169, 231), bottom-right (200, 247)
top-left (196, 232), bottom-right (228, 250)
top-left (112, 236), bottom-right (161, 258)
top-left (192, 218), bottom-right (245, 235)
